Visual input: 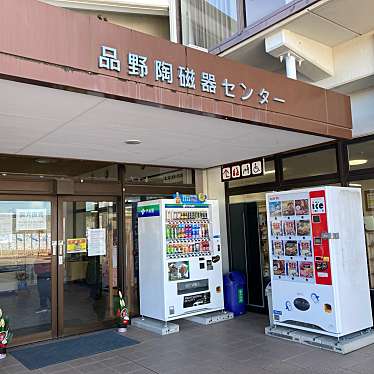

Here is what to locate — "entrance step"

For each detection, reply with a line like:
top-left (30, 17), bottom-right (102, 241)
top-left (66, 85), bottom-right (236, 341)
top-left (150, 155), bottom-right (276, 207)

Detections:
top-left (132, 317), bottom-right (179, 335)
top-left (265, 325), bottom-right (374, 354)
top-left (186, 311), bottom-right (234, 325)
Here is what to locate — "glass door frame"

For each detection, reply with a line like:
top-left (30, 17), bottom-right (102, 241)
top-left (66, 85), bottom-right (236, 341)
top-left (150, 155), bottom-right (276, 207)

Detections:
top-left (57, 195), bottom-right (119, 338)
top-left (0, 194), bottom-right (58, 347)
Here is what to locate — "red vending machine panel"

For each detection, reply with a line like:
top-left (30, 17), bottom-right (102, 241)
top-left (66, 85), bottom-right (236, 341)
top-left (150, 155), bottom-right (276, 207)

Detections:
top-left (309, 190), bottom-right (332, 285)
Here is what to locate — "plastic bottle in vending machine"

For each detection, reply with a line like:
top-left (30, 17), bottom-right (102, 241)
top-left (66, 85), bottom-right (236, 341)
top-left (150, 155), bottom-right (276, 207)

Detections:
top-left (194, 223), bottom-right (199, 239)
top-left (173, 224), bottom-right (177, 240)
top-left (185, 223), bottom-right (190, 239)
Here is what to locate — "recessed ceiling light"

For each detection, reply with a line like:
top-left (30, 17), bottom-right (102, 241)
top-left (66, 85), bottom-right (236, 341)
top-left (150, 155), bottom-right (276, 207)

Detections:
top-left (349, 159), bottom-right (368, 166)
top-left (1, 173), bottom-right (7, 176)
top-left (124, 139), bottom-right (142, 145)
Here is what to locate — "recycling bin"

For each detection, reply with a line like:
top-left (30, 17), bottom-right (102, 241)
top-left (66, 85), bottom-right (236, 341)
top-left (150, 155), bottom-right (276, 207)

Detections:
top-left (223, 271), bottom-right (246, 316)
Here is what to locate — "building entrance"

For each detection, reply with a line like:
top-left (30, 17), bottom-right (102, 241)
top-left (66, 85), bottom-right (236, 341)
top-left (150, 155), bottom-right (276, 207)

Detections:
top-left (0, 195), bottom-right (119, 346)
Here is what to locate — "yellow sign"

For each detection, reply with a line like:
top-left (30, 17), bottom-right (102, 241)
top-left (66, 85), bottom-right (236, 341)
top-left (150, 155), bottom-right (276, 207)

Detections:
top-left (67, 238), bottom-right (87, 254)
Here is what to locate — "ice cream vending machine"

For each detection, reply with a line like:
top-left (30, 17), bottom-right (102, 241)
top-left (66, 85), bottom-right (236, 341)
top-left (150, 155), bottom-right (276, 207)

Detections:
top-left (266, 186), bottom-right (373, 337)
top-left (138, 198), bottom-right (224, 322)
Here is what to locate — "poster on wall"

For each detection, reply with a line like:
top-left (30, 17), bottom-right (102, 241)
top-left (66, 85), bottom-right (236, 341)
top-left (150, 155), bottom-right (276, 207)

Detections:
top-left (16, 209), bottom-right (47, 231)
top-left (67, 238), bottom-right (87, 254)
top-left (0, 213), bottom-right (13, 243)
top-left (87, 228), bottom-right (106, 256)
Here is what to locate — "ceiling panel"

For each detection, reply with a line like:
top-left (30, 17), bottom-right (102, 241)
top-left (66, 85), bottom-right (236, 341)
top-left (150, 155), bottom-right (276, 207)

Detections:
top-left (0, 78), bottom-right (329, 169)
top-left (313, 0), bottom-right (374, 36)
top-left (285, 12), bottom-right (357, 47)
top-left (0, 79), bottom-right (103, 121)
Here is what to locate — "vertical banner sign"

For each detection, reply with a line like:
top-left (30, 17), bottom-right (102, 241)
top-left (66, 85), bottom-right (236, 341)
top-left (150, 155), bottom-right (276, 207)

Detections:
top-left (221, 158), bottom-right (265, 182)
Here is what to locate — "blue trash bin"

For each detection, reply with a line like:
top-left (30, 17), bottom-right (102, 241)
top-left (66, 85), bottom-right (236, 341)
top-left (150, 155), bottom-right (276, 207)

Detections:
top-left (223, 271), bottom-right (246, 316)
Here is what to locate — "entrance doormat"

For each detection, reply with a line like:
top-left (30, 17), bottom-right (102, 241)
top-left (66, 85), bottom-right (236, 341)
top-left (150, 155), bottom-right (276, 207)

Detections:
top-left (10, 330), bottom-right (139, 370)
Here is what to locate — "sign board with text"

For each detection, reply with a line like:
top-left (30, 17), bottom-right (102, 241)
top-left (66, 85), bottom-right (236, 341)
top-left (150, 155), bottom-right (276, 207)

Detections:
top-left (221, 158), bottom-right (265, 182)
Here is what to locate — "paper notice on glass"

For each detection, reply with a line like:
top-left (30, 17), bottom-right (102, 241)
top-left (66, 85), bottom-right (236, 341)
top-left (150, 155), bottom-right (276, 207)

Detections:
top-left (67, 238), bottom-right (87, 254)
top-left (0, 213), bottom-right (13, 243)
top-left (16, 209), bottom-right (47, 231)
top-left (87, 228), bottom-right (106, 257)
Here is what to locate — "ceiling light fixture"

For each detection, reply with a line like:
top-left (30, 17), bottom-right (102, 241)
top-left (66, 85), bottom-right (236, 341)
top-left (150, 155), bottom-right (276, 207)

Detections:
top-left (349, 183), bottom-right (362, 187)
top-left (349, 159), bottom-right (368, 166)
top-left (125, 139), bottom-right (142, 145)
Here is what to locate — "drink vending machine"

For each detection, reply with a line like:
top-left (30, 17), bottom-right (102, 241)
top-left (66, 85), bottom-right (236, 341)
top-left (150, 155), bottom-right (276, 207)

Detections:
top-left (138, 198), bottom-right (224, 322)
top-left (266, 186), bottom-right (373, 337)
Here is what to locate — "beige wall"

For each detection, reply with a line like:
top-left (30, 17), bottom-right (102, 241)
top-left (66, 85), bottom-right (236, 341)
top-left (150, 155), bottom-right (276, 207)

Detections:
top-left (74, 9), bottom-right (170, 39)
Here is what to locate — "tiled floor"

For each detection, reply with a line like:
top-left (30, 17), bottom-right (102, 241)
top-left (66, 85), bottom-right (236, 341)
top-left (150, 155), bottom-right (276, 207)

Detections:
top-left (2, 313), bottom-right (374, 374)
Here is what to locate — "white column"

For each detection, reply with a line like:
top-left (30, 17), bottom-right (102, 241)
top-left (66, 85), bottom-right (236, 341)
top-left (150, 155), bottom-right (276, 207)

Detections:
top-left (279, 52), bottom-right (302, 80)
top-left (285, 53), bottom-right (297, 80)
top-left (168, 0), bottom-right (178, 43)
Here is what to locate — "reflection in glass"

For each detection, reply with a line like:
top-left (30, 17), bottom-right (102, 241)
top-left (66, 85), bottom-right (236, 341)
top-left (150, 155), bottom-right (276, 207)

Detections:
top-left (349, 180), bottom-right (374, 288)
top-left (181, 0), bottom-right (238, 50)
top-left (125, 165), bottom-right (193, 185)
top-left (63, 201), bottom-right (118, 329)
top-left (282, 148), bottom-right (337, 180)
top-left (245, 0), bottom-right (289, 26)
top-left (0, 201), bottom-right (52, 338)
top-left (348, 139), bottom-right (374, 171)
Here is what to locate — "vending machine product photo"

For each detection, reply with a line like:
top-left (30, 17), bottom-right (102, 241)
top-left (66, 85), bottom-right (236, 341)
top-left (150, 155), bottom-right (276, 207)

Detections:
top-left (266, 186), bottom-right (373, 337)
top-left (138, 197), bottom-right (224, 322)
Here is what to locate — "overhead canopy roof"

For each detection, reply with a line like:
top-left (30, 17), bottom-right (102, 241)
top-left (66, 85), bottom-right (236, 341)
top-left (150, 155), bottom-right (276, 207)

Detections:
top-left (0, 0), bottom-right (352, 168)
top-left (0, 79), bottom-right (329, 169)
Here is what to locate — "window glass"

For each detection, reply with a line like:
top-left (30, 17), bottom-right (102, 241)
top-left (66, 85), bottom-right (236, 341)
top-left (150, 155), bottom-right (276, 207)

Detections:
top-left (229, 160), bottom-right (275, 188)
top-left (0, 155), bottom-right (118, 181)
top-left (348, 139), bottom-right (374, 171)
top-left (125, 165), bottom-right (193, 185)
top-left (349, 180), bottom-right (374, 288)
top-left (181, 0), bottom-right (238, 50)
top-left (0, 201), bottom-right (52, 338)
top-left (245, 0), bottom-right (290, 26)
top-left (282, 148), bottom-right (337, 180)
